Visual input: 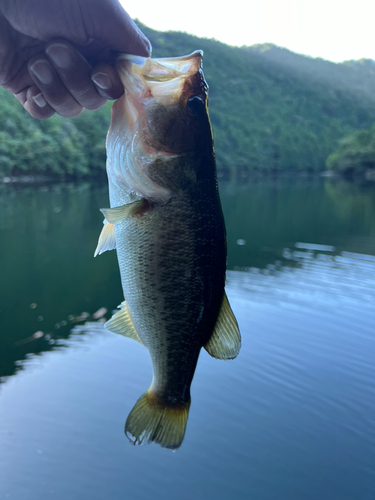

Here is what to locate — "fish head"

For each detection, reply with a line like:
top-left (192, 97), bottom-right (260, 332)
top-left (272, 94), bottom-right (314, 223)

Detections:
top-left (107, 51), bottom-right (214, 201)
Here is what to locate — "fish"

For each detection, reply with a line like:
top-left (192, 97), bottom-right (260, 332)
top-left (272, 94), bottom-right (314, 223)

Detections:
top-left (95, 51), bottom-right (241, 450)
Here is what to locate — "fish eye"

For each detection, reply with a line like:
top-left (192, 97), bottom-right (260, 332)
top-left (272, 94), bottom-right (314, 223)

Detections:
top-left (186, 96), bottom-right (205, 116)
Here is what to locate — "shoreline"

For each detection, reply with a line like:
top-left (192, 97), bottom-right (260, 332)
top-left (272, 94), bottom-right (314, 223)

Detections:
top-left (2, 169), bottom-right (374, 185)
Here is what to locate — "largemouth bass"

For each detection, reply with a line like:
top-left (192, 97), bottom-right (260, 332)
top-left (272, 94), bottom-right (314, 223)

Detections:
top-left (95, 51), bottom-right (241, 450)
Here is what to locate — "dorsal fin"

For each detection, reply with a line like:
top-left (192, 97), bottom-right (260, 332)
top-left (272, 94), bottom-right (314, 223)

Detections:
top-left (204, 291), bottom-right (241, 360)
top-left (105, 301), bottom-right (144, 345)
top-left (94, 219), bottom-right (116, 257)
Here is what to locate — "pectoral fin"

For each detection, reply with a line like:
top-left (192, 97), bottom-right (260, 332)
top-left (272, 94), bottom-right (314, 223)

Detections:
top-left (100, 199), bottom-right (148, 224)
top-left (94, 220), bottom-right (116, 257)
top-left (204, 291), bottom-right (241, 360)
top-left (105, 301), bottom-right (143, 345)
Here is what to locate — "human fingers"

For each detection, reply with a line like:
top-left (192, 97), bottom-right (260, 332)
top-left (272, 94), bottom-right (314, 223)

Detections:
top-left (82, 0), bottom-right (151, 57)
top-left (90, 62), bottom-right (124, 100)
top-left (28, 55), bottom-right (84, 118)
top-left (6, 66), bottom-right (55, 119)
top-left (46, 39), bottom-right (124, 101)
top-left (45, 40), bottom-right (112, 110)
top-left (23, 85), bottom-right (56, 119)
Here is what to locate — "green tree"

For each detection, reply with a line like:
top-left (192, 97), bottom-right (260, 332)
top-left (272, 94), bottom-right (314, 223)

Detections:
top-left (326, 126), bottom-right (375, 176)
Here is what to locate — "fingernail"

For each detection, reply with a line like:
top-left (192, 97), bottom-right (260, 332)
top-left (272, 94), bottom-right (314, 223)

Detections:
top-left (91, 72), bottom-right (113, 90)
top-left (46, 43), bottom-right (71, 69)
top-left (30, 60), bottom-right (54, 85)
top-left (32, 93), bottom-right (47, 108)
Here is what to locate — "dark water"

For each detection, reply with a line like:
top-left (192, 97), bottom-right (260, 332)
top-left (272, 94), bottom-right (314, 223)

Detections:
top-left (0, 177), bottom-right (374, 499)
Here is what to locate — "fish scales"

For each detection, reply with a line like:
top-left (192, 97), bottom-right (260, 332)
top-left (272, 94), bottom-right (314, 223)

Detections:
top-left (95, 51), bottom-right (241, 449)
top-left (115, 185), bottom-right (226, 401)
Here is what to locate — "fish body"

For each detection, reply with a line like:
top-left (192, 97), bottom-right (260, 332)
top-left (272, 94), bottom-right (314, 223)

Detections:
top-left (95, 52), bottom-right (240, 449)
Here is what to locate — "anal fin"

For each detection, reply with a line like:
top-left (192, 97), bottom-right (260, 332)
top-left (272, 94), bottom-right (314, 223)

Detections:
top-left (204, 291), bottom-right (241, 360)
top-left (105, 301), bottom-right (143, 345)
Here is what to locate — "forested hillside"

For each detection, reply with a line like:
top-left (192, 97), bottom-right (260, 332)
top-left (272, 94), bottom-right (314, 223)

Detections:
top-left (1, 22), bottom-right (375, 179)
top-left (326, 126), bottom-right (375, 177)
top-left (0, 89), bottom-right (111, 178)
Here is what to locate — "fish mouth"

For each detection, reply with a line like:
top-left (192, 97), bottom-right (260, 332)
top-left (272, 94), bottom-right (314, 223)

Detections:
top-left (116, 51), bottom-right (205, 103)
top-left (115, 50), bottom-right (207, 151)
top-left (106, 52), bottom-right (207, 202)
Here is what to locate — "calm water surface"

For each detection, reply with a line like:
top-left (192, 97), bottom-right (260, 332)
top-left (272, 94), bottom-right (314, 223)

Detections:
top-left (0, 177), bottom-right (374, 499)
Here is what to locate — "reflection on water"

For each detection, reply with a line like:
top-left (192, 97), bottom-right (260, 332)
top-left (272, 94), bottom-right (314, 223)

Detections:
top-left (0, 182), bottom-right (122, 380)
top-left (228, 243), bottom-right (375, 308)
top-left (220, 177), bottom-right (375, 269)
top-left (0, 177), bottom-right (375, 499)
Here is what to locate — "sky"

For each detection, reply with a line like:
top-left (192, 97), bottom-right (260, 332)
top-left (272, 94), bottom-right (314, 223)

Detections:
top-left (121, 0), bottom-right (375, 63)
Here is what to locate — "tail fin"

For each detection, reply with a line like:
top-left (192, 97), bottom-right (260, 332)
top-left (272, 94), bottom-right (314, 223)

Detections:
top-left (125, 389), bottom-right (191, 450)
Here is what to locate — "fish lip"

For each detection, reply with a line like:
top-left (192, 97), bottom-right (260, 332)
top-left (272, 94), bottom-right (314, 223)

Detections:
top-left (115, 51), bottom-right (205, 98)
top-left (117, 51), bottom-right (204, 83)
top-left (113, 50), bottom-right (208, 157)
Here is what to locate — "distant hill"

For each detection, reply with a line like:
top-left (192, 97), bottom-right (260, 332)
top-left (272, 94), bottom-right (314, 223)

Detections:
top-left (247, 43), bottom-right (375, 102)
top-left (141, 24), bottom-right (375, 174)
top-left (326, 126), bottom-right (375, 178)
top-left (1, 22), bottom-right (375, 179)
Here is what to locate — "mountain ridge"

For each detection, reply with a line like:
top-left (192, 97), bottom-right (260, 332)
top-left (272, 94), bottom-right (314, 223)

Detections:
top-left (0, 23), bottom-right (374, 178)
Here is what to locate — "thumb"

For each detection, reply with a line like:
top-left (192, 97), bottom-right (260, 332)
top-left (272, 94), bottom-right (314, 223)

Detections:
top-left (82, 0), bottom-right (151, 57)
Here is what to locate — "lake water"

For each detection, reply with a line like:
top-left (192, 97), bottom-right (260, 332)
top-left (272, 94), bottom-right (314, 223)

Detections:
top-left (0, 176), bottom-right (374, 499)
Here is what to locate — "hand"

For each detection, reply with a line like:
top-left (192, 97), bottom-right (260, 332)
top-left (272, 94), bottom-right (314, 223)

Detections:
top-left (0, 0), bottom-right (150, 119)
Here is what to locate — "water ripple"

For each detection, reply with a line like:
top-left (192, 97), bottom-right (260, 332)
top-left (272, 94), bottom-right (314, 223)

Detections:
top-left (226, 241), bottom-right (375, 475)
top-left (228, 243), bottom-right (375, 309)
